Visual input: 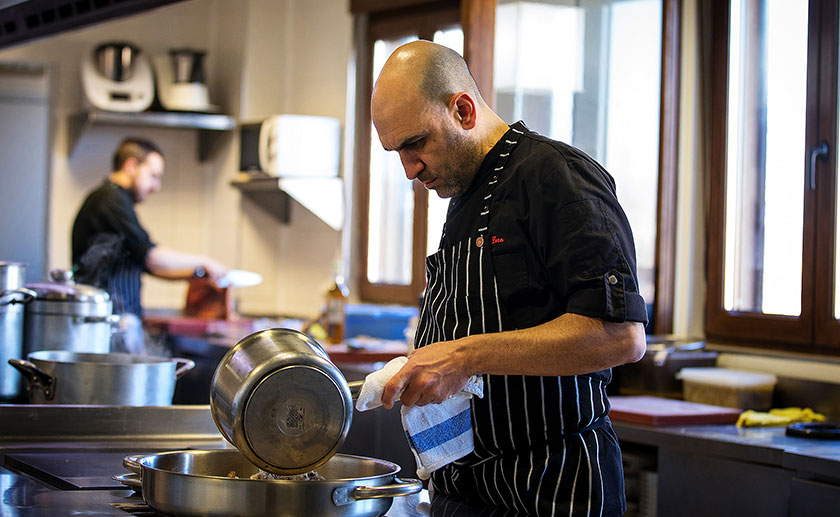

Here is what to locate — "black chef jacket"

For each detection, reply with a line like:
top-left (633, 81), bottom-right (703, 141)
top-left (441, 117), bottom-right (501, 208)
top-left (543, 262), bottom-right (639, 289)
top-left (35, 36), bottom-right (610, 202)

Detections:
top-left (72, 180), bottom-right (155, 316)
top-left (442, 122), bottom-right (648, 332)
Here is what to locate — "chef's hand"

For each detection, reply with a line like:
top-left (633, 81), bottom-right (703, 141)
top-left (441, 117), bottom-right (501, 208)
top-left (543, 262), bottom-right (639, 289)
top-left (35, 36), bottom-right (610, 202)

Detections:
top-left (381, 341), bottom-right (473, 409)
top-left (199, 258), bottom-right (229, 284)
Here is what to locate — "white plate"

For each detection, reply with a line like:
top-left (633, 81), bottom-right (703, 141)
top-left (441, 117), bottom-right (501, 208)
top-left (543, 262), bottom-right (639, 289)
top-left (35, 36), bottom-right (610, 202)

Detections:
top-left (216, 270), bottom-right (262, 288)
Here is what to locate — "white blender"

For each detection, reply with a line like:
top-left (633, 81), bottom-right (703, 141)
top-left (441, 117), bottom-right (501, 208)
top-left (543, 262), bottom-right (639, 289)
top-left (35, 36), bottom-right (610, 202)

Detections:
top-left (152, 48), bottom-right (213, 112)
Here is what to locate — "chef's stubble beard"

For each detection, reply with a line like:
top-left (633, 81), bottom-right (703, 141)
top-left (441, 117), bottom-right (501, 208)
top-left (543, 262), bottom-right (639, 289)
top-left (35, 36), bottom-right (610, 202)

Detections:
top-left (435, 130), bottom-right (485, 199)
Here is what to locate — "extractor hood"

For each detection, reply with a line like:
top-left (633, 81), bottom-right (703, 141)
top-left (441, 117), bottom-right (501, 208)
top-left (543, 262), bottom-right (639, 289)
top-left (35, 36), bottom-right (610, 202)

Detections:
top-left (0, 0), bottom-right (183, 50)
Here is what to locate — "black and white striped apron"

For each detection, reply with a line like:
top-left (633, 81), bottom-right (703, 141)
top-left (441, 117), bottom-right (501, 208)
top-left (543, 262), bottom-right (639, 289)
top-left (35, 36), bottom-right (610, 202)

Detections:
top-left (417, 123), bottom-right (625, 516)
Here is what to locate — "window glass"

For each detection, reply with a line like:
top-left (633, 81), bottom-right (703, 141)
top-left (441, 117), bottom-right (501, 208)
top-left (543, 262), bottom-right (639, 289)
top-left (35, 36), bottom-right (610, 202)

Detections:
top-left (724, 0), bottom-right (807, 315)
top-left (494, 0), bottom-right (661, 306)
top-left (366, 30), bottom-right (465, 284)
top-left (367, 36), bottom-right (418, 285)
top-left (427, 28), bottom-right (465, 257)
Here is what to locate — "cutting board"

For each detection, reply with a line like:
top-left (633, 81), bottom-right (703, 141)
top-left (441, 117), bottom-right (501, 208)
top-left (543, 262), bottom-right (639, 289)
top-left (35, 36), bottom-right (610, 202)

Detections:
top-left (609, 395), bottom-right (742, 426)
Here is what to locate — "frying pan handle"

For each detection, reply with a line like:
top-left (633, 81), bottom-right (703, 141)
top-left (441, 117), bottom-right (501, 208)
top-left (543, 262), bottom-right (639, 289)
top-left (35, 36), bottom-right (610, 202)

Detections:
top-left (332, 477), bottom-right (423, 506)
top-left (173, 358), bottom-right (196, 379)
top-left (112, 473), bottom-right (143, 490)
top-left (122, 455), bottom-right (143, 474)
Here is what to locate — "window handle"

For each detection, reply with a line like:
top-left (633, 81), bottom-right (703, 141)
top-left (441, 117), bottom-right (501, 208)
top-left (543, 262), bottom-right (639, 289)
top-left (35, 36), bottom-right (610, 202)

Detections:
top-left (808, 141), bottom-right (829, 190)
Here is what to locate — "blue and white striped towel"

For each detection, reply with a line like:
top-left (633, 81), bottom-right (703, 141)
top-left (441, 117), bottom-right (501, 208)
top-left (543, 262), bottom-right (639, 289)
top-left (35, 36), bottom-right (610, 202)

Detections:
top-left (355, 356), bottom-right (484, 479)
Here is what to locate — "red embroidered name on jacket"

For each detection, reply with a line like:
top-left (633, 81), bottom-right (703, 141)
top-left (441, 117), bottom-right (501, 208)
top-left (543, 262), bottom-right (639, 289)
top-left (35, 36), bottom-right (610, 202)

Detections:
top-left (491, 236), bottom-right (504, 245)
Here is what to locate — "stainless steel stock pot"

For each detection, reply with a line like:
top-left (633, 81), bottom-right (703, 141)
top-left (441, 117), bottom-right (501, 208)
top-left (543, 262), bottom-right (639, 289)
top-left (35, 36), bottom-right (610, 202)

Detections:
top-left (0, 261), bottom-right (36, 400)
top-left (8, 350), bottom-right (194, 405)
top-left (23, 280), bottom-right (117, 355)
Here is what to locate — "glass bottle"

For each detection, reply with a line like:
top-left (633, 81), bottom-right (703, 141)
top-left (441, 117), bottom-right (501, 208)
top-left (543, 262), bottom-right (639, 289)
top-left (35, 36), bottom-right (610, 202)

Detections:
top-left (325, 269), bottom-right (349, 345)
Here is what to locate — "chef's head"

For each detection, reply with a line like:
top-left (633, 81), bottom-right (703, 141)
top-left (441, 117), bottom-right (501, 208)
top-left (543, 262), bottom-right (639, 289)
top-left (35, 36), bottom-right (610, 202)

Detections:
top-left (112, 138), bottom-right (165, 203)
top-left (371, 40), bottom-right (493, 198)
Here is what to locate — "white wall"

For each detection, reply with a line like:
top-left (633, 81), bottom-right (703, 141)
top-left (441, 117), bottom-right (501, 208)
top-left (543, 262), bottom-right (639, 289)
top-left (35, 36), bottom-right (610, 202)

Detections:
top-left (0, 0), bottom-right (353, 319)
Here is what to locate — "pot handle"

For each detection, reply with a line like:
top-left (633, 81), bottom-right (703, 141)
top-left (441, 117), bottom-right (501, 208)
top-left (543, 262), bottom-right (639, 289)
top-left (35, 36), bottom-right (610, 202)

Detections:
top-left (0, 287), bottom-right (37, 306)
top-left (173, 358), bottom-right (196, 379)
top-left (332, 477), bottom-right (423, 506)
top-left (80, 314), bottom-right (122, 325)
top-left (348, 380), bottom-right (365, 402)
top-left (122, 455), bottom-right (143, 474)
top-left (7, 358), bottom-right (56, 400)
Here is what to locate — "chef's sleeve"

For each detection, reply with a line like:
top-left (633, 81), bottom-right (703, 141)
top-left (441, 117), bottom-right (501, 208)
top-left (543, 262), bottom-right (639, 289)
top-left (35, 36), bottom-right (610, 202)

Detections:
top-left (531, 168), bottom-right (648, 324)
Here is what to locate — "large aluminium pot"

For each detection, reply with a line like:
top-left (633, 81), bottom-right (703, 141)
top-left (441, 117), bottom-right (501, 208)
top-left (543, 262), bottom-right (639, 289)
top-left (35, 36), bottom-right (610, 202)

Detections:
top-left (121, 449), bottom-right (422, 517)
top-left (7, 350), bottom-right (195, 405)
top-left (0, 262), bottom-right (36, 401)
top-left (23, 279), bottom-right (117, 355)
top-left (210, 328), bottom-right (364, 475)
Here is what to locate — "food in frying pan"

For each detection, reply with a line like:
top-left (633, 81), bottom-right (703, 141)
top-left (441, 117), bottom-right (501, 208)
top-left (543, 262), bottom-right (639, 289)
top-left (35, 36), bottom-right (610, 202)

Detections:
top-left (225, 469), bottom-right (325, 481)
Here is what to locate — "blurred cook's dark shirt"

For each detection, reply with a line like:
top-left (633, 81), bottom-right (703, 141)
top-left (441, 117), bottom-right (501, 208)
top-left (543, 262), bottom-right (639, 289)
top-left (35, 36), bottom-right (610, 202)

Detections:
top-left (72, 180), bottom-right (155, 316)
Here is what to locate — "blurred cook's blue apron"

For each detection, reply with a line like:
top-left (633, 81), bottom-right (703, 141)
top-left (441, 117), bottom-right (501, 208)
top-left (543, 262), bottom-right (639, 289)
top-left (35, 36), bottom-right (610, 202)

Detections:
top-left (414, 122), bottom-right (624, 516)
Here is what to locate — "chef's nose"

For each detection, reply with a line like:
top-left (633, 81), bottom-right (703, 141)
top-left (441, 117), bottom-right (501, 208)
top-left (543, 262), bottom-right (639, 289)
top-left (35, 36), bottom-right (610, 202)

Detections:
top-left (399, 152), bottom-right (424, 180)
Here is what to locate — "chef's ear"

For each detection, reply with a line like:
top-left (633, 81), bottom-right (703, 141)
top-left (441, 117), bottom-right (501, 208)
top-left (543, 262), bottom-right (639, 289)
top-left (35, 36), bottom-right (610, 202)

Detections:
top-left (451, 92), bottom-right (477, 129)
top-left (122, 156), bottom-right (140, 175)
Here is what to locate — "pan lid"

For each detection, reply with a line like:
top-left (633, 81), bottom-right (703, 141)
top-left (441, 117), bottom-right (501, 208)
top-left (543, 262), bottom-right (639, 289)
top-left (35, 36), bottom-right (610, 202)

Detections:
top-left (243, 364), bottom-right (351, 474)
top-left (25, 282), bottom-right (111, 303)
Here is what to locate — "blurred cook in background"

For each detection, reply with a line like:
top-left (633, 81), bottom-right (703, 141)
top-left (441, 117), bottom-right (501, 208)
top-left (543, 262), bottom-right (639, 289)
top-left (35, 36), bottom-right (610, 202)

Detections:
top-left (71, 137), bottom-right (228, 352)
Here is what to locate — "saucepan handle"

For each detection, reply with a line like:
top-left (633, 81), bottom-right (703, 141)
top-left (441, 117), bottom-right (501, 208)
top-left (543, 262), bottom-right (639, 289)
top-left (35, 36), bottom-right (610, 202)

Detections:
top-left (173, 358), bottom-right (196, 379)
top-left (7, 358), bottom-right (56, 400)
top-left (332, 477), bottom-right (423, 506)
top-left (122, 455), bottom-right (143, 474)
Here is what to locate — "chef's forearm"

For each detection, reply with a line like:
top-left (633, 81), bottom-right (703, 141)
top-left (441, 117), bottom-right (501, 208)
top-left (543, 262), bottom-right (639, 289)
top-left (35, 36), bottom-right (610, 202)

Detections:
top-left (456, 313), bottom-right (646, 378)
top-left (145, 246), bottom-right (226, 281)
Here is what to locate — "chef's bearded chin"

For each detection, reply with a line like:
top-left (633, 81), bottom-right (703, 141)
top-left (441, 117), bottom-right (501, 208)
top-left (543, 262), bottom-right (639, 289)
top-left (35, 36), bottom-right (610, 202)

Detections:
top-left (432, 128), bottom-right (486, 199)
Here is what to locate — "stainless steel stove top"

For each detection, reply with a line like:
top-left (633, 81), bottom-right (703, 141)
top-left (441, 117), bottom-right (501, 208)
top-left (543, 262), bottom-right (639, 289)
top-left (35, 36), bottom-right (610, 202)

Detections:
top-left (0, 405), bottom-right (507, 516)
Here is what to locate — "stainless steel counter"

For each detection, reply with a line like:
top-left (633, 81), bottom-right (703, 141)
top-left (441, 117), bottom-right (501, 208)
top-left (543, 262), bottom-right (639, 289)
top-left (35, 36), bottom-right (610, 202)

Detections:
top-left (612, 420), bottom-right (840, 479)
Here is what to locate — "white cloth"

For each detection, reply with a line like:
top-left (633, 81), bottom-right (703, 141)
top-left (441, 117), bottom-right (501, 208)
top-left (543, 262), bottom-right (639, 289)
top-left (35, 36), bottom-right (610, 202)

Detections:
top-left (355, 357), bottom-right (483, 479)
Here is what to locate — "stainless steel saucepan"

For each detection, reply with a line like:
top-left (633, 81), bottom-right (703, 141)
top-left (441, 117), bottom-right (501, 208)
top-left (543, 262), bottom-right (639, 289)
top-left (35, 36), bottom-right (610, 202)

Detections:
top-left (210, 328), bottom-right (366, 475)
top-left (121, 449), bottom-right (422, 517)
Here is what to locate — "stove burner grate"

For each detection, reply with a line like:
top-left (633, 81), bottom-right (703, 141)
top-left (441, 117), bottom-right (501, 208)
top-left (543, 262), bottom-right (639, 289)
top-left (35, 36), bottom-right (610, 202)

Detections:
top-left (110, 501), bottom-right (160, 516)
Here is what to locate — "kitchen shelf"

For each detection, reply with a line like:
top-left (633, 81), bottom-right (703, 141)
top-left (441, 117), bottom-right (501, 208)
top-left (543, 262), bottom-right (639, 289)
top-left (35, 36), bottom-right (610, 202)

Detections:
top-left (231, 175), bottom-right (344, 230)
top-left (68, 109), bottom-right (236, 162)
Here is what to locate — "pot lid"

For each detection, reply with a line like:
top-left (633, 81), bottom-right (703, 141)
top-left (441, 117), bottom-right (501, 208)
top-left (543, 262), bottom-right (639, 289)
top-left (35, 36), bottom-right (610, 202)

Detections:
top-left (243, 364), bottom-right (350, 474)
top-left (25, 282), bottom-right (111, 303)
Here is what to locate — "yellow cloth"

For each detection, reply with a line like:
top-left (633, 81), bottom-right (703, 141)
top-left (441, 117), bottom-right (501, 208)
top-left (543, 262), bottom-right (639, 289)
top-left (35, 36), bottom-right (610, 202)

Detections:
top-left (736, 407), bottom-right (827, 428)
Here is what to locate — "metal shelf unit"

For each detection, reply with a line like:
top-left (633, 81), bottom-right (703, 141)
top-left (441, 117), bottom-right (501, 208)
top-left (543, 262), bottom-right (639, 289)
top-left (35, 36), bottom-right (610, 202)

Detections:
top-left (68, 110), bottom-right (236, 161)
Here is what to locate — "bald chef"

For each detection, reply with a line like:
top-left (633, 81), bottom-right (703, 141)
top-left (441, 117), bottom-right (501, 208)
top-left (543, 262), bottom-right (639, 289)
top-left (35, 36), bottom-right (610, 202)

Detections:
top-left (371, 41), bottom-right (647, 516)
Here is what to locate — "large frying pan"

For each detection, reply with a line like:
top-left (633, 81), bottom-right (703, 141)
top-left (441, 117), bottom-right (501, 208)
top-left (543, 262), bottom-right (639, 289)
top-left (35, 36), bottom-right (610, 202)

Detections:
top-left (120, 449), bottom-right (422, 517)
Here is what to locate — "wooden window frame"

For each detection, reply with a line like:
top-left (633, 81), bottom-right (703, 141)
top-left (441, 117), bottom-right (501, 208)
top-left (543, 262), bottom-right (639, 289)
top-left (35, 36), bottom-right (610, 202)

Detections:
top-left (351, 0), bottom-right (495, 306)
top-left (351, 0), bottom-right (679, 341)
top-left (704, 0), bottom-right (840, 354)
